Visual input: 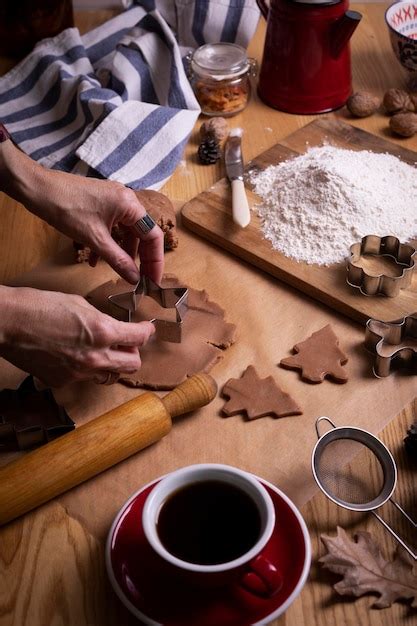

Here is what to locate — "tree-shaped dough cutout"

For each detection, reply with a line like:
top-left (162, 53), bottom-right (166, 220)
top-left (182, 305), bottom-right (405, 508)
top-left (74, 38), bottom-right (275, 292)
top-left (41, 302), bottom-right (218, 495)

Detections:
top-left (280, 324), bottom-right (348, 383)
top-left (221, 365), bottom-right (302, 420)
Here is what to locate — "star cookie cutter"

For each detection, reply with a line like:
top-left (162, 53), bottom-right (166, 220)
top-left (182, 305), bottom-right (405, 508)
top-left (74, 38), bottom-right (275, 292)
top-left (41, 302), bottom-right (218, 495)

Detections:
top-left (108, 276), bottom-right (188, 343)
top-left (347, 235), bottom-right (417, 297)
top-left (364, 314), bottom-right (417, 377)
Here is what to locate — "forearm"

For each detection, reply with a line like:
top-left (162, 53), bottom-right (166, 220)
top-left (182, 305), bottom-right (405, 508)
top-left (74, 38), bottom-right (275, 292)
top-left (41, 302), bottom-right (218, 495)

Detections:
top-left (0, 125), bottom-right (164, 284)
top-left (0, 133), bottom-right (46, 216)
top-left (0, 285), bottom-right (23, 349)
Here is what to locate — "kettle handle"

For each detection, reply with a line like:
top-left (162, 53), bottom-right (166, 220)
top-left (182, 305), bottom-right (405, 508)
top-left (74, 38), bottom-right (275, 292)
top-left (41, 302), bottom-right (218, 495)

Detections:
top-left (331, 10), bottom-right (362, 58)
top-left (256, 0), bottom-right (269, 19)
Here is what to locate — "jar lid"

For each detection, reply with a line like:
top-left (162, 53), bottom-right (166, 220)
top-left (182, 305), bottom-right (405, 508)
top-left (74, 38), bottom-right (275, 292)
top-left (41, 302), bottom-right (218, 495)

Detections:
top-left (191, 43), bottom-right (249, 80)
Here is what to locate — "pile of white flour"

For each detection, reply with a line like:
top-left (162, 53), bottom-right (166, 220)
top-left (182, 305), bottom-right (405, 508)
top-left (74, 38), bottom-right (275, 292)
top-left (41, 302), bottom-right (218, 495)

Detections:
top-left (250, 145), bottom-right (417, 265)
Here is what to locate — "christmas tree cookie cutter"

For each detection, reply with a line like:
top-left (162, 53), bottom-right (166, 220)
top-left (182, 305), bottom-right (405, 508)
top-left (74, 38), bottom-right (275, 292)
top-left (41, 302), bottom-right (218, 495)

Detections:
top-left (108, 275), bottom-right (188, 343)
top-left (364, 314), bottom-right (417, 377)
top-left (0, 376), bottom-right (75, 451)
top-left (346, 235), bottom-right (417, 297)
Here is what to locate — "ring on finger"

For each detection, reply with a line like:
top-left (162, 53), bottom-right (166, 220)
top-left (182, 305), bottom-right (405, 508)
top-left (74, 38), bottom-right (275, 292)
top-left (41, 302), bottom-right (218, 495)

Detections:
top-left (132, 213), bottom-right (156, 236)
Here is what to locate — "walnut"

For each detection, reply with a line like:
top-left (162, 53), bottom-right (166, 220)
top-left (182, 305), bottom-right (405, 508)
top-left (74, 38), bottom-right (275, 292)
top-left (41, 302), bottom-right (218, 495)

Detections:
top-left (389, 112), bottom-right (417, 137)
top-left (199, 117), bottom-right (228, 143)
top-left (383, 88), bottom-right (415, 114)
top-left (346, 91), bottom-right (380, 117)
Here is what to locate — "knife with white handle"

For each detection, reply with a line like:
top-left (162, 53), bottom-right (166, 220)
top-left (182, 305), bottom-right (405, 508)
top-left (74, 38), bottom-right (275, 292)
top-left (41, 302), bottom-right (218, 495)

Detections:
top-left (224, 129), bottom-right (251, 228)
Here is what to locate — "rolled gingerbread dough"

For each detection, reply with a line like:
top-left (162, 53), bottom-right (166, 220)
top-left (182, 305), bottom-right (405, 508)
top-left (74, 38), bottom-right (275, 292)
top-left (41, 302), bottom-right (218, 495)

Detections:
top-left (87, 275), bottom-right (236, 389)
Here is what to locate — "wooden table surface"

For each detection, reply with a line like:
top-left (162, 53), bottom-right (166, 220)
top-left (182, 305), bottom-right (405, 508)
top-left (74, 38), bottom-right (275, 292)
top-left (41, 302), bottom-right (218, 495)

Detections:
top-left (0, 6), bottom-right (416, 626)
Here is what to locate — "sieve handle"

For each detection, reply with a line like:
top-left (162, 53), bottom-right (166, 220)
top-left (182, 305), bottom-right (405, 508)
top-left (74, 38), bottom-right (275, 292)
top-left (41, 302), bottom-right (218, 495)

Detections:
top-left (315, 416), bottom-right (337, 439)
top-left (372, 510), bottom-right (416, 560)
top-left (390, 499), bottom-right (417, 528)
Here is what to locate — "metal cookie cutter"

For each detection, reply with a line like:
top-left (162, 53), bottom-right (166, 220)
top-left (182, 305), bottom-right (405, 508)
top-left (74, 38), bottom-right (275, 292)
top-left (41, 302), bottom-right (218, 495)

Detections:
top-left (364, 314), bottom-right (417, 377)
top-left (0, 376), bottom-right (75, 451)
top-left (108, 276), bottom-right (188, 343)
top-left (347, 235), bottom-right (417, 297)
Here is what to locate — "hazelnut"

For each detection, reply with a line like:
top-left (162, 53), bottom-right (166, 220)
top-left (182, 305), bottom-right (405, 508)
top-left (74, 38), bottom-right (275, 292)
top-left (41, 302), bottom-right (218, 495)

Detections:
top-left (389, 112), bottom-right (417, 137)
top-left (199, 117), bottom-right (228, 143)
top-left (346, 91), bottom-right (380, 117)
top-left (383, 88), bottom-right (415, 114)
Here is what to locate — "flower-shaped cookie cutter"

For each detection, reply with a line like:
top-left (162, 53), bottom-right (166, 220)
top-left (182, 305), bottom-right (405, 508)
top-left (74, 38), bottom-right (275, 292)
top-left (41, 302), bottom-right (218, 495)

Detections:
top-left (347, 235), bottom-right (417, 297)
top-left (108, 275), bottom-right (188, 343)
top-left (364, 314), bottom-right (417, 377)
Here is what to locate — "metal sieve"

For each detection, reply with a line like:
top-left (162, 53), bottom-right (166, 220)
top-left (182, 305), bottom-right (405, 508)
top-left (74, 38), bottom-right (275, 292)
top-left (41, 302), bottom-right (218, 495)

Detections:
top-left (312, 417), bottom-right (416, 560)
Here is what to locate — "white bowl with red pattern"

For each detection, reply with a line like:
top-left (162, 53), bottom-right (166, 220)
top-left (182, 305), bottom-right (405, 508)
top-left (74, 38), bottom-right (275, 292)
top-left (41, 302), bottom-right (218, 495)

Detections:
top-left (385, 1), bottom-right (417, 71)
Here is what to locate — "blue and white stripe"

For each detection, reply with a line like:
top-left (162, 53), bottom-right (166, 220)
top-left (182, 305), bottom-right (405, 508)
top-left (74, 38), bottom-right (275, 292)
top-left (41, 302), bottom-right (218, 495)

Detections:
top-left (0, 1), bottom-right (259, 190)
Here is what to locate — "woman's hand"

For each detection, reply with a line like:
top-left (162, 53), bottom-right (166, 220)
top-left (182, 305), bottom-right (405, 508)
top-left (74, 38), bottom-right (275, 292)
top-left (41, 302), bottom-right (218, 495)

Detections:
top-left (0, 139), bottom-right (164, 285)
top-left (0, 286), bottom-right (154, 387)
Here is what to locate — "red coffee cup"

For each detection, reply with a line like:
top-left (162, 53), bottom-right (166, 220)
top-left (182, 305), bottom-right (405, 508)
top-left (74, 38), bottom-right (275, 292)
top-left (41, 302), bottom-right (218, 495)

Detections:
top-left (142, 463), bottom-right (283, 596)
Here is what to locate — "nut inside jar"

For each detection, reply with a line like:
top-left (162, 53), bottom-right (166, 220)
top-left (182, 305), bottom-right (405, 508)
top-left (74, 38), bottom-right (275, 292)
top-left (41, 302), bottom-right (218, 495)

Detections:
top-left (189, 42), bottom-right (255, 117)
top-left (194, 77), bottom-right (250, 116)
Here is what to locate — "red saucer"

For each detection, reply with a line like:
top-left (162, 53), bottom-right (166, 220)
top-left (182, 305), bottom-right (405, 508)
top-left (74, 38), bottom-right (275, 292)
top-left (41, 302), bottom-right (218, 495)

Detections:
top-left (106, 477), bottom-right (311, 626)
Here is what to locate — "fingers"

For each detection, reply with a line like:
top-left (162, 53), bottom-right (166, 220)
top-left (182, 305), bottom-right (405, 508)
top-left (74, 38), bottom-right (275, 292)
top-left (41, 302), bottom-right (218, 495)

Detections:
top-left (109, 320), bottom-right (155, 347)
top-left (84, 318), bottom-right (154, 364)
top-left (88, 321), bottom-right (155, 385)
top-left (121, 229), bottom-right (139, 261)
top-left (103, 223), bottom-right (163, 285)
top-left (97, 235), bottom-right (140, 284)
top-left (93, 347), bottom-right (142, 372)
top-left (90, 187), bottom-right (165, 284)
top-left (121, 193), bottom-right (165, 284)
top-left (137, 227), bottom-right (164, 285)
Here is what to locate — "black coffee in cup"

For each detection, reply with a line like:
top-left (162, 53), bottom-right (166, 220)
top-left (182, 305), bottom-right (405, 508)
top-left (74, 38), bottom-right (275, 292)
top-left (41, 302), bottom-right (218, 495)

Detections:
top-left (156, 480), bottom-right (262, 565)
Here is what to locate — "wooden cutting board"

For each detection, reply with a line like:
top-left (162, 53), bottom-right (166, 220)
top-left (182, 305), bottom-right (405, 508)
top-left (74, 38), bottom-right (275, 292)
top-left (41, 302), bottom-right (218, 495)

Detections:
top-left (181, 118), bottom-right (417, 325)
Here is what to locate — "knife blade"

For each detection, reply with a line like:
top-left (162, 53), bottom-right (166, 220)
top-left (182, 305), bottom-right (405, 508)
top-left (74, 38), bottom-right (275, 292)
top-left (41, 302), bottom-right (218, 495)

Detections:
top-left (224, 129), bottom-right (251, 228)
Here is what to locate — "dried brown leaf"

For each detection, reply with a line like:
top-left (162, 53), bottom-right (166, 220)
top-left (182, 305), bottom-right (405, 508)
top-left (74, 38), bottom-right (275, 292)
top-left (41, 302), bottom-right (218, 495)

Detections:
top-left (320, 526), bottom-right (417, 609)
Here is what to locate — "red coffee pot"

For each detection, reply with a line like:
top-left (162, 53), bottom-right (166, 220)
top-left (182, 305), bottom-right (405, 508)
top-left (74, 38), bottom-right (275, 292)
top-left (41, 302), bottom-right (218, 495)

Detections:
top-left (256, 0), bottom-right (361, 114)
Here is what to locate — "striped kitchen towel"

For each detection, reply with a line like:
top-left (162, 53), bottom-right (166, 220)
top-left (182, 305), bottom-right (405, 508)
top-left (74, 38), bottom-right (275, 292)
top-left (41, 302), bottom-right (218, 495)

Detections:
top-left (0, 0), bottom-right (259, 190)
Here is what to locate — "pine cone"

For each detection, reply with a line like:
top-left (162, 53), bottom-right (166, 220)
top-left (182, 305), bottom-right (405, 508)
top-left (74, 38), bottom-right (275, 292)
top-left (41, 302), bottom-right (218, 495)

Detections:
top-left (198, 138), bottom-right (221, 165)
top-left (404, 421), bottom-right (417, 457)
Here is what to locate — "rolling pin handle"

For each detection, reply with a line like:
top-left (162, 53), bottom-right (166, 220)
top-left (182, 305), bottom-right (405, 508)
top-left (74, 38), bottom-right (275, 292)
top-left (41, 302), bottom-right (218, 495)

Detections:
top-left (162, 373), bottom-right (218, 418)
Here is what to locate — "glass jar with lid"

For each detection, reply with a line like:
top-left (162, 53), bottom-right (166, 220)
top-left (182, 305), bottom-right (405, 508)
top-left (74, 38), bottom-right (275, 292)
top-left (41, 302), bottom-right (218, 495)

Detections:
top-left (188, 42), bottom-right (257, 117)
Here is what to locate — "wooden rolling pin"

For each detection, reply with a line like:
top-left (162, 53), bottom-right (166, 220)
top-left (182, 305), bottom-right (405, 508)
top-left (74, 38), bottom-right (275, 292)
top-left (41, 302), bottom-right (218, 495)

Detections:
top-left (0, 373), bottom-right (217, 526)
